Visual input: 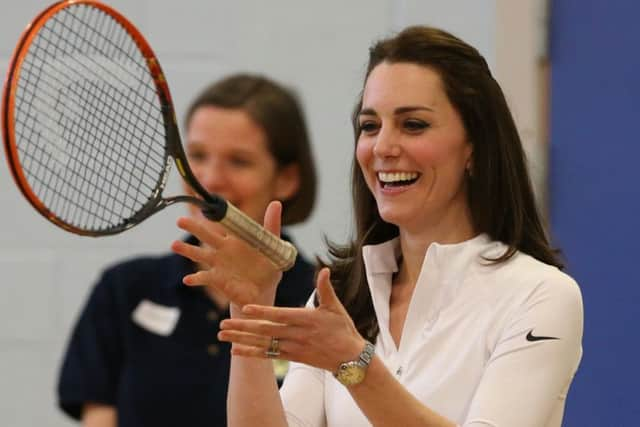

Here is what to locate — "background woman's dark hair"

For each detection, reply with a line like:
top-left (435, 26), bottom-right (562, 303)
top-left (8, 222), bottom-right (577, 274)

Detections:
top-left (324, 26), bottom-right (563, 342)
top-left (185, 73), bottom-right (316, 225)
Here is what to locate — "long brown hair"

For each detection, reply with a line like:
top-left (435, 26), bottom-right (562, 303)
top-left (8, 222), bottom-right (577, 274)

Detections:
top-left (185, 73), bottom-right (316, 225)
top-left (324, 26), bottom-right (563, 342)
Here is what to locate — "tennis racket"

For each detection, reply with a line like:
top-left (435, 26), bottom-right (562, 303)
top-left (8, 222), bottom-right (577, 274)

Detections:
top-left (1, 0), bottom-right (297, 271)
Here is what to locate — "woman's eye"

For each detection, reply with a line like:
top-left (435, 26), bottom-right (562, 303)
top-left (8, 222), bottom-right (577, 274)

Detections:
top-left (229, 156), bottom-right (252, 167)
top-left (359, 121), bottom-right (379, 134)
top-left (187, 150), bottom-right (206, 162)
top-left (404, 119), bottom-right (429, 132)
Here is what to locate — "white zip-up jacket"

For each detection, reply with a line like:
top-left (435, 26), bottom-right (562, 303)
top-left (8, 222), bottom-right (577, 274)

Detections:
top-left (280, 234), bottom-right (583, 427)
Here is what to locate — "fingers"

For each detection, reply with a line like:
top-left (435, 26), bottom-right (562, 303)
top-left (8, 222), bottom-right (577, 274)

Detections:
top-left (182, 269), bottom-right (260, 305)
top-left (176, 216), bottom-right (227, 246)
top-left (218, 320), bottom-right (291, 358)
top-left (228, 342), bottom-right (301, 360)
top-left (171, 239), bottom-right (213, 268)
top-left (315, 268), bottom-right (346, 315)
top-left (181, 269), bottom-right (213, 287)
top-left (241, 305), bottom-right (312, 326)
top-left (218, 329), bottom-right (272, 349)
top-left (263, 200), bottom-right (282, 236)
top-left (221, 294), bottom-right (361, 369)
top-left (219, 321), bottom-right (304, 361)
top-left (220, 318), bottom-right (291, 338)
top-left (228, 343), bottom-right (268, 358)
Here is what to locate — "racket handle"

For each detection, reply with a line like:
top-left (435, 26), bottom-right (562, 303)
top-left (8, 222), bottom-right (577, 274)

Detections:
top-left (218, 202), bottom-right (298, 271)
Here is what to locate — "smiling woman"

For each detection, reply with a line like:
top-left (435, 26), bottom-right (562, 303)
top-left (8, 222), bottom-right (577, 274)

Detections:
top-left (355, 62), bottom-right (474, 239)
top-left (171, 26), bottom-right (583, 427)
top-left (184, 107), bottom-right (297, 225)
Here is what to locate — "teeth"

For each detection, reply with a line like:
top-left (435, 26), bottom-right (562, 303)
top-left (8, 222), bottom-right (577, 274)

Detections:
top-left (378, 171), bottom-right (419, 183)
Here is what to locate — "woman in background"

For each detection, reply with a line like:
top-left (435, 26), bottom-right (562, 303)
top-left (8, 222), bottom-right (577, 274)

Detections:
top-left (57, 73), bottom-right (317, 427)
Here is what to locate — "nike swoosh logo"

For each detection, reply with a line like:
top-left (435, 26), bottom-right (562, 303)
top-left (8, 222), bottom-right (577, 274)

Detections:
top-left (526, 329), bottom-right (559, 342)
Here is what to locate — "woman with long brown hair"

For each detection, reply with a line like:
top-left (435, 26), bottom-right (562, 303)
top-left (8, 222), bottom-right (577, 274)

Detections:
top-left (173, 27), bottom-right (583, 426)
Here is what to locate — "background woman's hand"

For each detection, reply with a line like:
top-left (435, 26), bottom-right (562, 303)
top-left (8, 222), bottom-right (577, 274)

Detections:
top-left (171, 201), bottom-right (284, 308)
top-left (218, 268), bottom-right (367, 373)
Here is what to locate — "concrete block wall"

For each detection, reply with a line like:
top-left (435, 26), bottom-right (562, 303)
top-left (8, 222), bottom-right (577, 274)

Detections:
top-left (0, 1), bottom-right (495, 425)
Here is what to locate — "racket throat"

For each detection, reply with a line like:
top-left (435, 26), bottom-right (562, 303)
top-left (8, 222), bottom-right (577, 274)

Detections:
top-left (199, 198), bottom-right (227, 221)
top-left (161, 195), bottom-right (227, 221)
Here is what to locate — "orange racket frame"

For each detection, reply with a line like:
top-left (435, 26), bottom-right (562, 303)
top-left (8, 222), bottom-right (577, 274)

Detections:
top-left (1, 0), bottom-right (298, 270)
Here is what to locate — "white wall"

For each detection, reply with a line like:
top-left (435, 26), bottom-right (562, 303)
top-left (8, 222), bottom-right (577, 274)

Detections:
top-left (0, 1), bottom-right (496, 425)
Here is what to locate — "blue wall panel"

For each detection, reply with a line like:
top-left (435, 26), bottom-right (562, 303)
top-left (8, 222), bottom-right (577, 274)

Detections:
top-left (550, 1), bottom-right (640, 425)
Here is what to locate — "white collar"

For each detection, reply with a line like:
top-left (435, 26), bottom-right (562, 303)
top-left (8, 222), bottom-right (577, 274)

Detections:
top-left (362, 233), bottom-right (500, 276)
top-left (361, 233), bottom-right (504, 353)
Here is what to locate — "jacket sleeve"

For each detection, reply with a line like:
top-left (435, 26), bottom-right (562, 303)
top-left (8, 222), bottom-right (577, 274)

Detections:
top-left (278, 292), bottom-right (327, 427)
top-left (280, 361), bottom-right (327, 427)
top-left (463, 274), bottom-right (584, 427)
top-left (57, 269), bottom-right (124, 420)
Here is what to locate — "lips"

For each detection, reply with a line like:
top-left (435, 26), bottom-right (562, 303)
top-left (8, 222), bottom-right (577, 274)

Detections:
top-left (377, 171), bottom-right (420, 188)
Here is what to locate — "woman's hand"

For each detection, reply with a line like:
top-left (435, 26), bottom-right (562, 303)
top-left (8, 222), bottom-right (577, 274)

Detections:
top-left (171, 201), bottom-right (284, 308)
top-left (218, 268), bottom-right (367, 373)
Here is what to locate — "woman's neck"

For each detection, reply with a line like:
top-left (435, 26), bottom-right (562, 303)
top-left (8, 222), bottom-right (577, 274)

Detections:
top-left (396, 208), bottom-right (476, 287)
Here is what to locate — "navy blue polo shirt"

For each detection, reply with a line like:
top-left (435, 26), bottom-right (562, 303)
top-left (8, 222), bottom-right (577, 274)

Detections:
top-left (57, 234), bottom-right (315, 427)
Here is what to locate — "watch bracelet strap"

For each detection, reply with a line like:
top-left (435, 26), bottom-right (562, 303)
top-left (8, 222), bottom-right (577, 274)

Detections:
top-left (358, 341), bottom-right (375, 367)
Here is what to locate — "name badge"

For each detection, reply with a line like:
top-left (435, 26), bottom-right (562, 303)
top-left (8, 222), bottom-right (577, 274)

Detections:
top-left (132, 300), bottom-right (180, 336)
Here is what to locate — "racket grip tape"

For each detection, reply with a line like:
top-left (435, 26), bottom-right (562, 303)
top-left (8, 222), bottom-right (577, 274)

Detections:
top-left (218, 203), bottom-right (298, 271)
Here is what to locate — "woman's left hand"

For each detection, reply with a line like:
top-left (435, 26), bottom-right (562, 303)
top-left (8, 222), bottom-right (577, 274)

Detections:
top-left (218, 267), bottom-right (367, 372)
top-left (171, 201), bottom-right (284, 307)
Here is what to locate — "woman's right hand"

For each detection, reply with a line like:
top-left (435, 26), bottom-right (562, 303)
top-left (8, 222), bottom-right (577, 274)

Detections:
top-left (82, 403), bottom-right (116, 427)
top-left (171, 201), bottom-right (284, 309)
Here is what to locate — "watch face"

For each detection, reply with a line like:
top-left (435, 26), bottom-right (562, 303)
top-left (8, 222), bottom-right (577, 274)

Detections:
top-left (337, 362), bottom-right (365, 386)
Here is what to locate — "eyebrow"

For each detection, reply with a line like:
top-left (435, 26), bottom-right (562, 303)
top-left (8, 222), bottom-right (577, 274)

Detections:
top-left (359, 105), bottom-right (435, 116)
top-left (185, 141), bottom-right (257, 157)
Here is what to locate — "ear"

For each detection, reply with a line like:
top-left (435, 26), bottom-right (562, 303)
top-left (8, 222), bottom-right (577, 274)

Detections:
top-left (464, 143), bottom-right (474, 176)
top-left (274, 163), bottom-right (300, 201)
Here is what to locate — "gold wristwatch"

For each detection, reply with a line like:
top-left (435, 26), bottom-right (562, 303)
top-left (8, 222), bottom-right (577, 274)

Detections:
top-left (333, 341), bottom-right (375, 386)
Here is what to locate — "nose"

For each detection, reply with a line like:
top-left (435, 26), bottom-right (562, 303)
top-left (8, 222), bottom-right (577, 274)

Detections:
top-left (372, 128), bottom-right (401, 158)
top-left (194, 159), bottom-right (227, 194)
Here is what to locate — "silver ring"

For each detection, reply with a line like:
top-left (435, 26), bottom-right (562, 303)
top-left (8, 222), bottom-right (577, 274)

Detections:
top-left (265, 337), bottom-right (280, 358)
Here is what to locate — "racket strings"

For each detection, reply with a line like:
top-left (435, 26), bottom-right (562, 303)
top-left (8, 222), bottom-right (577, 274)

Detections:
top-left (16, 72), bottom-right (155, 221)
top-left (57, 6), bottom-right (166, 222)
top-left (16, 9), bottom-right (154, 228)
top-left (13, 4), bottom-right (168, 231)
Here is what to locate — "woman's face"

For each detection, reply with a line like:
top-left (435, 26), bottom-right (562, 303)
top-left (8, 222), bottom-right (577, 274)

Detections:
top-left (184, 106), bottom-right (299, 223)
top-left (356, 62), bottom-right (473, 234)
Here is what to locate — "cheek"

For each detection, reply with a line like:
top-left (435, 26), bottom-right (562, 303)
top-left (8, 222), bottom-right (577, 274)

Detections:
top-left (411, 140), bottom-right (441, 163)
top-left (234, 175), bottom-right (278, 221)
top-left (182, 167), bottom-right (198, 195)
top-left (355, 141), bottom-right (377, 192)
top-left (187, 162), bottom-right (206, 185)
top-left (413, 143), bottom-right (463, 178)
top-left (355, 139), bottom-right (372, 173)
top-left (235, 169), bottom-right (277, 201)
top-left (422, 144), bottom-right (471, 195)
top-left (236, 177), bottom-right (263, 198)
